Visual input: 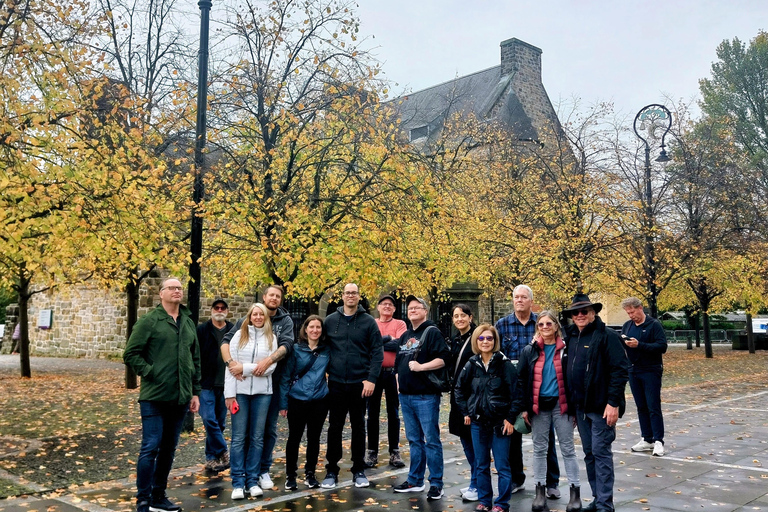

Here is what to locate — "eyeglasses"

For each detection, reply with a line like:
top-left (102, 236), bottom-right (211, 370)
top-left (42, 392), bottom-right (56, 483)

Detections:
top-left (379, 303), bottom-right (394, 308)
top-left (213, 306), bottom-right (227, 311)
top-left (407, 306), bottom-right (426, 311)
top-left (343, 291), bottom-right (359, 296)
top-left (537, 322), bottom-right (554, 327)
top-left (572, 309), bottom-right (592, 317)
top-left (162, 286), bottom-right (183, 292)
top-left (477, 336), bottom-right (495, 342)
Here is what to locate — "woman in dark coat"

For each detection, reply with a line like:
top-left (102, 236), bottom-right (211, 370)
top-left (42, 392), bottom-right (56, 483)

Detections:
top-left (448, 304), bottom-right (478, 501)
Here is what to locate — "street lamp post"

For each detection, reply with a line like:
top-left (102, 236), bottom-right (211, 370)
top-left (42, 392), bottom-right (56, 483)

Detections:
top-left (188, 0), bottom-right (212, 325)
top-left (633, 104), bottom-right (672, 320)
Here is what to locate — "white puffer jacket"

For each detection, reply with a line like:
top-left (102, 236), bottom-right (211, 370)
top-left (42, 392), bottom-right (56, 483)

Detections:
top-left (224, 325), bottom-right (278, 398)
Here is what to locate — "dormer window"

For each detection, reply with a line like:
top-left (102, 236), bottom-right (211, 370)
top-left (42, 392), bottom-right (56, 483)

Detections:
top-left (409, 125), bottom-right (429, 141)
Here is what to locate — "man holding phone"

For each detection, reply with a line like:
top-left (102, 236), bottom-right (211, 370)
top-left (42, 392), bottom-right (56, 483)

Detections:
top-left (620, 297), bottom-right (668, 457)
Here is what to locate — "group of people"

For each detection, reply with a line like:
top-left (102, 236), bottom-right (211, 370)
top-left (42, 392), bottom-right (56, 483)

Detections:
top-left (124, 278), bottom-right (668, 512)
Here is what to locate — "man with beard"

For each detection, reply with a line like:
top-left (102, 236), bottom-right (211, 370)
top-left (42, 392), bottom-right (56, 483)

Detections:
top-left (563, 294), bottom-right (629, 512)
top-left (220, 285), bottom-right (294, 490)
top-left (197, 299), bottom-right (234, 472)
top-left (321, 283), bottom-right (383, 489)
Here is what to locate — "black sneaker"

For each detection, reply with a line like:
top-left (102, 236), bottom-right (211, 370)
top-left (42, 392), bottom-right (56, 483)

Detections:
top-left (393, 480), bottom-right (425, 493)
top-left (305, 472), bottom-right (320, 488)
top-left (427, 485), bottom-right (444, 500)
top-left (149, 496), bottom-right (181, 512)
top-left (137, 501), bottom-right (150, 512)
top-left (285, 476), bottom-right (298, 490)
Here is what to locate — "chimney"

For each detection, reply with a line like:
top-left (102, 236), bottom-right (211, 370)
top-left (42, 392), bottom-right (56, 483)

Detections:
top-left (500, 38), bottom-right (542, 82)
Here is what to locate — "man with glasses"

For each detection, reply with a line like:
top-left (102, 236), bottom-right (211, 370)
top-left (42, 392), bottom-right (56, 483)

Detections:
top-left (563, 293), bottom-right (629, 512)
top-left (220, 284), bottom-right (294, 490)
top-left (197, 299), bottom-right (234, 473)
top-left (393, 296), bottom-right (450, 500)
top-left (365, 294), bottom-right (408, 469)
top-left (494, 285), bottom-right (561, 498)
top-left (124, 277), bottom-right (201, 512)
top-left (321, 283), bottom-right (383, 489)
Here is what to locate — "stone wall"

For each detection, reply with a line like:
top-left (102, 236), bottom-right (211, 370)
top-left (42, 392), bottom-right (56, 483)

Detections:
top-left (0, 277), bottom-right (261, 358)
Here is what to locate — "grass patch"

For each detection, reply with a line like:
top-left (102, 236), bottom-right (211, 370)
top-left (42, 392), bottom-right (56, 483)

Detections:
top-left (0, 478), bottom-right (35, 500)
top-left (662, 344), bottom-right (768, 388)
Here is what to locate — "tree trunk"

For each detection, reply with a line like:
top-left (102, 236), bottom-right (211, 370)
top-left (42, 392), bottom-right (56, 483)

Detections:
top-left (18, 268), bottom-right (32, 378)
top-left (746, 312), bottom-right (756, 354)
top-left (702, 311), bottom-right (713, 358)
top-left (693, 313), bottom-right (701, 348)
top-left (125, 278), bottom-right (139, 389)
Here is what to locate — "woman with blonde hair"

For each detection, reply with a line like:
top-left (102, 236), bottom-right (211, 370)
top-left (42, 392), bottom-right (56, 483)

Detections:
top-left (518, 310), bottom-right (580, 512)
top-left (224, 303), bottom-right (277, 500)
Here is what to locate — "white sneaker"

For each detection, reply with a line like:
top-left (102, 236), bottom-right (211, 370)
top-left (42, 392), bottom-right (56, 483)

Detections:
top-left (462, 488), bottom-right (479, 501)
top-left (511, 483), bottom-right (525, 494)
top-left (652, 441), bottom-right (665, 456)
top-left (258, 473), bottom-right (273, 489)
top-left (460, 486), bottom-right (470, 494)
top-left (248, 485), bottom-right (263, 497)
top-left (231, 488), bottom-right (245, 500)
top-left (631, 440), bottom-right (654, 452)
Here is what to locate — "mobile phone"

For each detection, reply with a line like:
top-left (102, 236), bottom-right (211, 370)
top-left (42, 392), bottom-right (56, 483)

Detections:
top-left (229, 401), bottom-right (239, 415)
top-left (621, 334), bottom-right (629, 340)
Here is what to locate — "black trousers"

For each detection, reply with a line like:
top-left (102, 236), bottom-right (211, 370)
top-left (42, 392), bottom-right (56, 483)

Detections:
top-left (285, 396), bottom-right (328, 478)
top-left (325, 381), bottom-right (366, 474)
top-left (510, 422), bottom-right (560, 487)
top-left (366, 368), bottom-right (400, 454)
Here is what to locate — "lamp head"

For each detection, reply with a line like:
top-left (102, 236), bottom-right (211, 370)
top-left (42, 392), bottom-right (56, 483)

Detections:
top-left (655, 149), bottom-right (671, 163)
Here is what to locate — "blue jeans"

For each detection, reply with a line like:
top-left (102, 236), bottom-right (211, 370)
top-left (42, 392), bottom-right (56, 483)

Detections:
top-left (259, 389), bottom-right (281, 475)
top-left (136, 401), bottom-right (188, 502)
top-left (199, 388), bottom-right (228, 460)
top-left (400, 393), bottom-right (443, 487)
top-left (629, 366), bottom-right (664, 443)
top-left (230, 394), bottom-right (271, 489)
top-left (576, 409), bottom-right (616, 511)
top-left (472, 423), bottom-right (512, 509)
top-left (460, 433), bottom-right (478, 491)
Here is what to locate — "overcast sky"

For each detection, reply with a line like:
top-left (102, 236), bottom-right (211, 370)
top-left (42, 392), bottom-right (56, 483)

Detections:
top-left (354, 0), bottom-right (767, 120)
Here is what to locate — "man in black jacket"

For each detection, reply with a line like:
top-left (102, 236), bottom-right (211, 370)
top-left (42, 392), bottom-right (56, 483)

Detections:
top-left (564, 294), bottom-right (629, 512)
top-left (197, 299), bottom-right (234, 473)
top-left (321, 283), bottom-right (383, 490)
top-left (392, 296), bottom-right (451, 500)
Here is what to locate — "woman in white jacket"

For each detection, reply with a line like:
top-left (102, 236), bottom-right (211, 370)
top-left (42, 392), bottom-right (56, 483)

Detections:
top-left (225, 303), bottom-right (277, 500)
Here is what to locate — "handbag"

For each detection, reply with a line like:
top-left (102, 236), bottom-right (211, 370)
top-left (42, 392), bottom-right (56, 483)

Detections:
top-left (514, 412), bottom-right (531, 435)
top-left (414, 326), bottom-right (451, 392)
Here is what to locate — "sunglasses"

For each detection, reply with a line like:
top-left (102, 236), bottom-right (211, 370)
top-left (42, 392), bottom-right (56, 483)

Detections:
top-left (572, 309), bottom-right (593, 317)
top-left (477, 336), bottom-right (495, 342)
top-left (213, 305), bottom-right (227, 311)
top-left (537, 322), bottom-right (554, 327)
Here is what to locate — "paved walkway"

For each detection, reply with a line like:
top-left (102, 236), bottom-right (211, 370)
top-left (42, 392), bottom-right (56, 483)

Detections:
top-left (1, 357), bottom-right (767, 511)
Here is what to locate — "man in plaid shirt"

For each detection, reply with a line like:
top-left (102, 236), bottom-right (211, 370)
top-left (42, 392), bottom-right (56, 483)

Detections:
top-left (494, 285), bottom-right (562, 499)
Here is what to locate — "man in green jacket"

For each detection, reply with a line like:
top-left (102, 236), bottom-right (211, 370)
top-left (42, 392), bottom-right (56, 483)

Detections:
top-left (124, 277), bottom-right (201, 512)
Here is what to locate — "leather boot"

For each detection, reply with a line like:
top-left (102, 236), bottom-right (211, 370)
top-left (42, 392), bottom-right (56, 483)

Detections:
top-left (532, 483), bottom-right (550, 512)
top-left (566, 485), bottom-right (582, 512)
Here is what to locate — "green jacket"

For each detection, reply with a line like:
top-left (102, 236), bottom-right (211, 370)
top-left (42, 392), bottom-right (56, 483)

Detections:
top-left (124, 304), bottom-right (201, 404)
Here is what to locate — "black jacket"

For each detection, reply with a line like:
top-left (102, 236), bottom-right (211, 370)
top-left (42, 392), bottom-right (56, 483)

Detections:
top-left (325, 305), bottom-right (383, 385)
top-left (517, 337), bottom-right (569, 416)
top-left (394, 320), bottom-right (451, 395)
top-left (197, 319), bottom-right (234, 389)
top-left (455, 352), bottom-right (520, 427)
top-left (565, 316), bottom-right (629, 417)
top-left (449, 325), bottom-right (476, 436)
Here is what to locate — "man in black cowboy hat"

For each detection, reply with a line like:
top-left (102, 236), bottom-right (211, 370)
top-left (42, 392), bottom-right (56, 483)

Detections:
top-left (563, 293), bottom-right (629, 512)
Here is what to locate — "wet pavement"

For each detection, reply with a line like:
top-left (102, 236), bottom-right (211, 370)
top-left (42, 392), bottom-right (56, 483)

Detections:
top-left (1, 360), bottom-right (767, 511)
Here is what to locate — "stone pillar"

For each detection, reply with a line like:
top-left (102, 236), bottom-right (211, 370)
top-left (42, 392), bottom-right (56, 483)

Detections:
top-left (444, 282), bottom-right (483, 319)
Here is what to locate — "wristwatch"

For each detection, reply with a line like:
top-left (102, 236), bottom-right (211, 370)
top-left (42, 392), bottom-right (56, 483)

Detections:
top-left (225, 359), bottom-right (234, 366)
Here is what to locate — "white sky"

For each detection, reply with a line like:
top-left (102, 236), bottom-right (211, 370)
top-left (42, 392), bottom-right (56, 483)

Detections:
top-left (354, 0), bottom-right (767, 120)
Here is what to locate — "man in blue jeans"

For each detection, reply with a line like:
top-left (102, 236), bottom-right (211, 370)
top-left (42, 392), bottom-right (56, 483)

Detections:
top-left (564, 294), bottom-right (629, 512)
top-left (621, 297), bottom-right (667, 457)
top-left (393, 296), bottom-right (451, 500)
top-left (124, 277), bottom-right (201, 512)
top-left (197, 299), bottom-right (234, 472)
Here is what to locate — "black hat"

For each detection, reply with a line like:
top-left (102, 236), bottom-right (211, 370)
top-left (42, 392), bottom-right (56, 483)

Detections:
top-left (562, 293), bottom-right (602, 316)
top-left (211, 298), bottom-right (229, 309)
top-left (405, 295), bottom-right (430, 310)
top-left (377, 294), bottom-right (396, 305)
